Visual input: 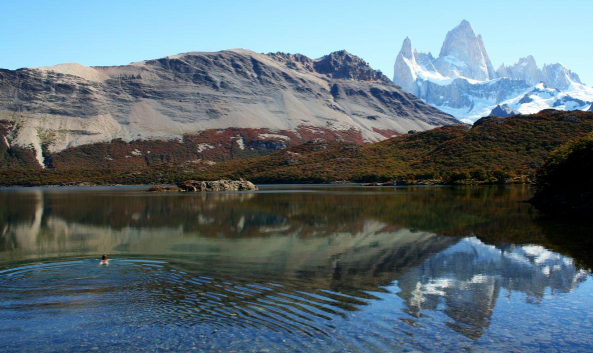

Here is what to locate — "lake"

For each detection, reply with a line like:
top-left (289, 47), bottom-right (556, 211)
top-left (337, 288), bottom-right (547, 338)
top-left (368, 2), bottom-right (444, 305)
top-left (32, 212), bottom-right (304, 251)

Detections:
top-left (0, 185), bottom-right (592, 352)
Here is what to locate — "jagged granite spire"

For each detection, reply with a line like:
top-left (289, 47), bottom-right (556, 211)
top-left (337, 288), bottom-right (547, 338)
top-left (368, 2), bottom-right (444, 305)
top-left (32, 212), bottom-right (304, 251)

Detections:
top-left (393, 37), bottom-right (420, 95)
top-left (435, 20), bottom-right (496, 80)
top-left (400, 37), bottom-right (414, 59)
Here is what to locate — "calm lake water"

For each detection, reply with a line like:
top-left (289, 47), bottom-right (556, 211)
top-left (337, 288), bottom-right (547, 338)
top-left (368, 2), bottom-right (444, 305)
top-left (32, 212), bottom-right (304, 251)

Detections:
top-left (0, 185), bottom-right (592, 352)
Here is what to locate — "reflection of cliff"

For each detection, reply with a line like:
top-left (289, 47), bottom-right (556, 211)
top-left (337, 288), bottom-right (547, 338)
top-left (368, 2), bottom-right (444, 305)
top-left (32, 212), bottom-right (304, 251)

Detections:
top-left (0, 185), bottom-right (541, 239)
top-left (0, 189), bottom-right (44, 254)
top-left (0, 210), bottom-right (457, 293)
top-left (395, 237), bottom-right (589, 340)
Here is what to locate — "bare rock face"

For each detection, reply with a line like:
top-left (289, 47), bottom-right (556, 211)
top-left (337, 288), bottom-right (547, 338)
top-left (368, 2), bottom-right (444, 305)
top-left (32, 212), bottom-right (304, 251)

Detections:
top-left (392, 37), bottom-right (420, 96)
top-left (497, 56), bottom-right (541, 86)
top-left (313, 50), bottom-right (391, 82)
top-left (541, 63), bottom-right (582, 91)
top-left (436, 20), bottom-right (496, 81)
top-left (178, 179), bottom-right (258, 192)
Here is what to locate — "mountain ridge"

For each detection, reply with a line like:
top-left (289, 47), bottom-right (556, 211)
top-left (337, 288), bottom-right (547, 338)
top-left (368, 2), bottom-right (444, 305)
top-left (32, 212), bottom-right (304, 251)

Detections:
top-left (393, 20), bottom-right (593, 122)
top-left (0, 48), bottom-right (456, 168)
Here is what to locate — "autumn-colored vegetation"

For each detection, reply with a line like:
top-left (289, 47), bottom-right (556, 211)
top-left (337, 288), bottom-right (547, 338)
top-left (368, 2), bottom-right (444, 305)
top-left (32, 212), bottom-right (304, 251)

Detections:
top-left (1, 110), bottom-right (592, 186)
top-left (211, 110), bottom-right (593, 184)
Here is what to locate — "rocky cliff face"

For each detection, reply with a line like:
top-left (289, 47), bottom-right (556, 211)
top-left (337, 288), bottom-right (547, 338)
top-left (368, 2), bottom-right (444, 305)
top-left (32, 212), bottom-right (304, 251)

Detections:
top-left (0, 49), bottom-right (456, 168)
top-left (540, 63), bottom-right (582, 91)
top-left (392, 37), bottom-right (419, 96)
top-left (436, 20), bottom-right (496, 81)
top-left (496, 55), bottom-right (540, 85)
top-left (393, 21), bottom-right (593, 122)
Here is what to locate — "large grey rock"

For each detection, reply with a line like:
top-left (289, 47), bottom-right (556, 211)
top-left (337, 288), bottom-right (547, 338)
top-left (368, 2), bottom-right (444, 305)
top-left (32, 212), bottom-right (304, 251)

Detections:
top-left (178, 179), bottom-right (258, 192)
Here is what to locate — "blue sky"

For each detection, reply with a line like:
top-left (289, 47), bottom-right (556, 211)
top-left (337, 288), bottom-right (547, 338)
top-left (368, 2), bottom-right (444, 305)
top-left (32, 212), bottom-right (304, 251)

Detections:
top-left (1, 0), bottom-right (592, 84)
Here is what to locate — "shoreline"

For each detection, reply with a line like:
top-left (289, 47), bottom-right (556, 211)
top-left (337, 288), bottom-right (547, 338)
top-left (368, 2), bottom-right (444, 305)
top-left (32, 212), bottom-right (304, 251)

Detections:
top-left (0, 181), bottom-right (534, 189)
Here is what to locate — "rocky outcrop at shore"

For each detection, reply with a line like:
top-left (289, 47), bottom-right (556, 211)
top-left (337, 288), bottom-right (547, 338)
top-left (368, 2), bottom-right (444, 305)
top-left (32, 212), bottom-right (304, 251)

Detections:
top-left (177, 179), bottom-right (258, 192)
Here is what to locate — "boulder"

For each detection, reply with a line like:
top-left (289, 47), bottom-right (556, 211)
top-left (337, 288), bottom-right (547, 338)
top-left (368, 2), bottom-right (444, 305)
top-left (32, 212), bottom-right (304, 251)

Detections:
top-left (177, 179), bottom-right (258, 192)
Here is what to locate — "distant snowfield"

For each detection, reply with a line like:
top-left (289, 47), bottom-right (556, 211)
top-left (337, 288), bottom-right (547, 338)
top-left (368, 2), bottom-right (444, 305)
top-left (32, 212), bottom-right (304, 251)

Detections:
top-left (424, 76), bottom-right (593, 123)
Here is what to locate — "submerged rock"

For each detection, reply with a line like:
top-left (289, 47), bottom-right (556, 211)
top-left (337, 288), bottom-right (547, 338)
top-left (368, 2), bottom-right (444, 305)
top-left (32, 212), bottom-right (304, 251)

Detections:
top-left (177, 179), bottom-right (258, 192)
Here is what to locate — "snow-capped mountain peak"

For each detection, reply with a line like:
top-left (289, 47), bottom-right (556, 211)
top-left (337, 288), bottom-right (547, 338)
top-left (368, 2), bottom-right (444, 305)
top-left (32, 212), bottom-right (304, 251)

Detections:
top-left (497, 56), bottom-right (541, 85)
top-left (393, 21), bottom-right (593, 122)
top-left (400, 36), bottom-right (414, 59)
top-left (435, 20), bottom-right (496, 81)
top-left (541, 63), bottom-right (582, 90)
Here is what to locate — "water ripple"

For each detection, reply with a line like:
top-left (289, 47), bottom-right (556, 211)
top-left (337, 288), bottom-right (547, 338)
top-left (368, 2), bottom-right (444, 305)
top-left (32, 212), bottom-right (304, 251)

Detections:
top-left (0, 258), bottom-right (359, 339)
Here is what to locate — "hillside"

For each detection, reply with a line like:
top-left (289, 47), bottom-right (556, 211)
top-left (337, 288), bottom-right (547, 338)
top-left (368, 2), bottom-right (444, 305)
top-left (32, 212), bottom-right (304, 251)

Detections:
top-left (1, 110), bottom-right (592, 186)
top-left (530, 133), bottom-right (593, 218)
top-left (207, 110), bottom-right (593, 183)
top-left (0, 49), bottom-right (455, 169)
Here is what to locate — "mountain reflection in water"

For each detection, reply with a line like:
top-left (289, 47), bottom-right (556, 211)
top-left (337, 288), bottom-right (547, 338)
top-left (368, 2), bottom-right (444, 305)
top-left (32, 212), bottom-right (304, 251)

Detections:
top-left (0, 185), bottom-right (591, 352)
